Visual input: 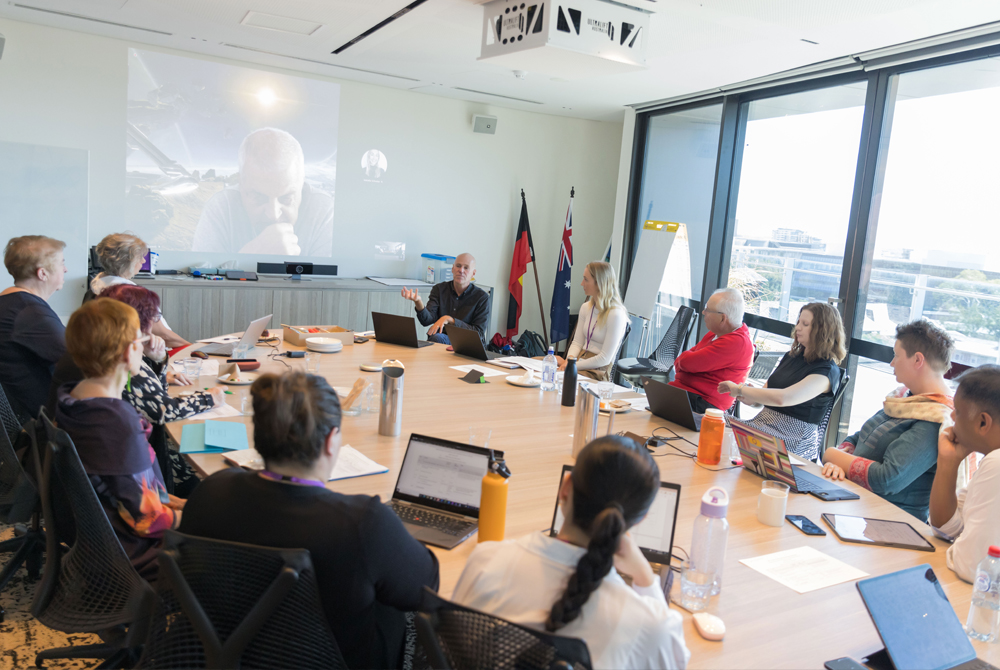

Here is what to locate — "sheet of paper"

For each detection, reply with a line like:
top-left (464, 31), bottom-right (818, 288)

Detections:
top-left (171, 359), bottom-right (220, 377)
top-left (449, 364), bottom-right (508, 378)
top-left (622, 397), bottom-right (650, 411)
top-left (494, 356), bottom-right (545, 372)
top-left (187, 403), bottom-right (242, 420)
top-left (204, 420), bottom-right (249, 452)
top-left (366, 277), bottom-right (431, 287)
top-left (223, 446), bottom-right (388, 481)
top-left (740, 546), bottom-right (869, 594)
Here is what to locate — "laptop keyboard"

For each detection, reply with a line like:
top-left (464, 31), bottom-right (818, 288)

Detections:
top-left (389, 501), bottom-right (475, 536)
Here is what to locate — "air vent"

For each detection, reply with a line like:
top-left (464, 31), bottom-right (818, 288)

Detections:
top-left (452, 87), bottom-right (543, 105)
top-left (332, 0), bottom-right (429, 55)
top-left (221, 43), bottom-right (420, 82)
top-left (240, 11), bottom-right (323, 36)
top-left (11, 3), bottom-right (172, 35)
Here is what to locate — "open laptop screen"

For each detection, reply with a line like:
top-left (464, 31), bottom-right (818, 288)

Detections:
top-left (857, 565), bottom-right (976, 670)
top-left (549, 465), bottom-right (681, 565)
top-left (393, 435), bottom-right (494, 518)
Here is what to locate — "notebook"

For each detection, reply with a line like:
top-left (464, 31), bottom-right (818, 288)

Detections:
top-left (224, 445), bottom-right (389, 481)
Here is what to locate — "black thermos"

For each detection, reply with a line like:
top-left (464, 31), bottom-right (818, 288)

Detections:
top-left (561, 358), bottom-right (578, 407)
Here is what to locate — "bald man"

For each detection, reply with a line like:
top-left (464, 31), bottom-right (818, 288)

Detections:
top-left (401, 253), bottom-right (490, 344)
top-left (192, 128), bottom-right (334, 257)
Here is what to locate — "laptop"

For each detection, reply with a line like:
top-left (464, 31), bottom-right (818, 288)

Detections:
top-left (728, 417), bottom-right (858, 499)
top-left (642, 377), bottom-right (700, 431)
top-left (372, 312), bottom-right (434, 348)
top-left (199, 314), bottom-right (273, 357)
top-left (857, 565), bottom-right (999, 670)
top-left (548, 464), bottom-right (681, 566)
top-left (445, 324), bottom-right (518, 368)
top-left (387, 434), bottom-right (501, 549)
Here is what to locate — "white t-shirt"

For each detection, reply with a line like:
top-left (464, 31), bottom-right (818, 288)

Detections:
top-left (452, 533), bottom-right (689, 670)
top-left (932, 449), bottom-right (1000, 582)
top-left (566, 301), bottom-right (629, 371)
top-left (90, 274), bottom-right (172, 332)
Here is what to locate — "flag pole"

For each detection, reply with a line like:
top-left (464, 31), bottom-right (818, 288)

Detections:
top-left (523, 189), bottom-right (550, 350)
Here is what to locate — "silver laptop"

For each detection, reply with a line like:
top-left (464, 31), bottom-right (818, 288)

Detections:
top-left (199, 314), bottom-right (272, 357)
top-left (387, 434), bottom-right (500, 549)
top-left (548, 464), bottom-right (681, 565)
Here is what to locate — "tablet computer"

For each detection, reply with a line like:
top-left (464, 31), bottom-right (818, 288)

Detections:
top-left (821, 513), bottom-right (935, 552)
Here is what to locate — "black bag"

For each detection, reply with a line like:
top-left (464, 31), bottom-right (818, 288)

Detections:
top-left (513, 331), bottom-right (547, 358)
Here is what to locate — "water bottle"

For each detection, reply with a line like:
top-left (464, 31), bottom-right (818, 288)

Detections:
top-left (696, 409), bottom-right (726, 466)
top-left (478, 451), bottom-right (512, 543)
top-left (681, 486), bottom-right (729, 611)
top-left (561, 358), bottom-right (578, 407)
top-left (966, 545), bottom-right (1000, 642)
top-left (541, 347), bottom-right (557, 392)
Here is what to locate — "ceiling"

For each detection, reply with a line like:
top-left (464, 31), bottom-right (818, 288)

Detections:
top-left (2, 0), bottom-right (1000, 121)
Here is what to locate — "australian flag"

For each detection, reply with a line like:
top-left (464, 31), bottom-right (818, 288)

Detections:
top-left (550, 189), bottom-right (574, 344)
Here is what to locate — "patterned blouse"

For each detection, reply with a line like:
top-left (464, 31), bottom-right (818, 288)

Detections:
top-left (125, 360), bottom-right (215, 425)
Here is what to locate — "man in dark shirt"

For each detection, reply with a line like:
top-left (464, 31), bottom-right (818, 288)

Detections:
top-left (0, 235), bottom-right (68, 422)
top-left (180, 371), bottom-right (439, 669)
top-left (401, 253), bottom-right (490, 344)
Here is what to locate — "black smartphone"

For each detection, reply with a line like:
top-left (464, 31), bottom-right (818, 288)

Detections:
top-left (824, 657), bottom-right (868, 670)
top-left (811, 488), bottom-right (861, 501)
top-left (786, 514), bottom-right (826, 536)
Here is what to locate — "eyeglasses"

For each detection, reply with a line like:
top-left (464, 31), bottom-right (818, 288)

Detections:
top-left (702, 309), bottom-right (724, 316)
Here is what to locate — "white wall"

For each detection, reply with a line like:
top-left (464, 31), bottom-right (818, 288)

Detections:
top-left (0, 17), bottom-right (624, 339)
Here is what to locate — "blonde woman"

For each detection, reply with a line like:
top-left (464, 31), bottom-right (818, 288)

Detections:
top-left (90, 233), bottom-right (189, 348)
top-left (558, 262), bottom-right (629, 381)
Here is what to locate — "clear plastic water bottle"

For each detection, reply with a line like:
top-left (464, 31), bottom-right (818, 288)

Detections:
top-left (681, 486), bottom-right (729, 611)
top-left (541, 347), bottom-right (557, 392)
top-left (966, 545), bottom-right (1000, 642)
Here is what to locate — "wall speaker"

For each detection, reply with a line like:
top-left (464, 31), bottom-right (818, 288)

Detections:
top-left (0, 34), bottom-right (5, 61)
top-left (473, 115), bottom-right (497, 134)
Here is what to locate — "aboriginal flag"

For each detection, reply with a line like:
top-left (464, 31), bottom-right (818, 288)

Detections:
top-left (506, 192), bottom-right (536, 337)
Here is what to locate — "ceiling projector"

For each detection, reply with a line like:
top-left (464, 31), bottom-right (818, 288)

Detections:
top-left (479, 0), bottom-right (649, 79)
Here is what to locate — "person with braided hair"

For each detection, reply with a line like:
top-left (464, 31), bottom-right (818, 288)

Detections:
top-left (452, 436), bottom-right (689, 669)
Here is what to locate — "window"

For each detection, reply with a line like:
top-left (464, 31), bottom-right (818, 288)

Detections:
top-left (859, 56), bottom-right (1000, 369)
top-left (727, 84), bottom-right (867, 323)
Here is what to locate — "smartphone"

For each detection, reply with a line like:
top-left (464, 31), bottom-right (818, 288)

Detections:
top-left (811, 489), bottom-right (860, 501)
top-left (824, 657), bottom-right (868, 670)
top-left (786, 514), bottom-right (826, 536)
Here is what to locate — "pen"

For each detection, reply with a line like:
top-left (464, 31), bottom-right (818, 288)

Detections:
top-left (205, 388), bottom-right (234, 394)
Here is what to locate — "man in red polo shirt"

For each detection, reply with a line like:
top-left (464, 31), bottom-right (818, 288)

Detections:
top-left (670, 288), bottom-right (753, 413)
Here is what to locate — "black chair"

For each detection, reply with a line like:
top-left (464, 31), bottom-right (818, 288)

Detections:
top-left (617, 305), bottom-right (697, 386)
top-left (816, 368), bottom-right (851, 463)
top-left (31, 410), bottom-right (156, 668)
top-left (415, 587), bottom-right (592, 670)
top-left (608, 321), bottom-right (632, 386)
top-left (0, 392), bottom-right (44, 623)
top-left (137, 530), bottom-right (348, 670)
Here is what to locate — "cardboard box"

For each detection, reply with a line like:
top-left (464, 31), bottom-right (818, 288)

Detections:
top-left (283, 325), bottom-right (354, 347)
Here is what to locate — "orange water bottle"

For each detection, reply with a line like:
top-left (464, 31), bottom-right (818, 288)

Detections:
top-left (697, 409), bottom-right (726, 466)
top-left (479, 450), bottom-right (511, 542)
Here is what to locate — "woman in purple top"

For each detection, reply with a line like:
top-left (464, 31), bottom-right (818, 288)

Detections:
top-left (0, 235), bottom-right (67, 422)
top-left (55, 299), bottom-right (183, 581)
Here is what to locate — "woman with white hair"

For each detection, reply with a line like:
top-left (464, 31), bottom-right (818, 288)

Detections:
top-left (90, 232), bottom-right (189, 348)
top-left (0, 235), bottom-right (68, 421)
top-left (557, 261), bottom-right (629, 381)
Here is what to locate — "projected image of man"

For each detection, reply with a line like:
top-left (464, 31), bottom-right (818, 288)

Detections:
top-left (191, 128), bottom-right (334, 257)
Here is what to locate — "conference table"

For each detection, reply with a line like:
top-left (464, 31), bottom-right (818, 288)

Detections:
top-left (166, 335), bottom-right (999, 669)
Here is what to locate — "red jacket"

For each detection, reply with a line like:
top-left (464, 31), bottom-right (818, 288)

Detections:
top-left (670, 324), bottom-right (753, 411)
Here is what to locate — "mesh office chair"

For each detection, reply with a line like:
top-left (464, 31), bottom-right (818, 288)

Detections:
top-left (138, 530), bottom-right (348, 670)
top-left (31, 410), bottom-right (156, 668)
top-left (617, 306), bottom-right (696, 386)
top-left (746, 351), bottom-right (784, 383)
top-left (815, 369), bottom-right (851, 463)
top-left (415, 587), bottom-right (592, 670)
top-left (608, 321), bottom-right (631, 386)
top-left (0, 388), bottom-right (44, 623)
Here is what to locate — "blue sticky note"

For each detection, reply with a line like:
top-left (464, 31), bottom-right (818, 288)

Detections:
top-left (179, 423), bottom-right (206, 454)
top-left (204, 421), bottom-right (249, 452)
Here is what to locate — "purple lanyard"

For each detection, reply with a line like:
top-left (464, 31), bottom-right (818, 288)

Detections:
top-left (260, 470), bottom-right (326, 488)
top-left (584, 307), bottom-right (598, 351)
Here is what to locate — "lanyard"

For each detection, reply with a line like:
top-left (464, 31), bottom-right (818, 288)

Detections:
top-left (260, 470), bottom-right (326, 488)
top-left (584, 306), bottom-right (598, 351)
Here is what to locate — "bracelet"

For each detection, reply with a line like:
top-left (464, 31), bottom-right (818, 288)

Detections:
top-left (737, 383), bottom-right (746, 400)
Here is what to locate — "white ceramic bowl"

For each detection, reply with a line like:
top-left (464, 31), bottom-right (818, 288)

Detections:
top-left (306, 337), bottom-right (343, 353)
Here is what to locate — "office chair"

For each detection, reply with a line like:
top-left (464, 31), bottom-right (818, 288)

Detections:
top-left (608, 321), bottom-right (632, 386)
top-left (138, 530), bottom-right (347, 670)
top-left (617, 305), bottom-right (696, 386)
top-left (815, 369), bottom-right (851, 463)
top-left (31, 410), bottom-right (155, 668)
top-left (415, 587), bottom-right (592, 670)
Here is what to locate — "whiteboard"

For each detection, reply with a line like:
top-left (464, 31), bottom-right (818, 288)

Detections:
top-left (623, 221), bottom-right (679, 320)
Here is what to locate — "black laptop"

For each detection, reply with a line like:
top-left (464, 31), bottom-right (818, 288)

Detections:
top-left (444, 324), bottom-right (517, 367)
top-left (386, 434), bottom-right (500, 549)
top-left (372, 312), bottom-right (433, 348)
top-left (642, 377), bottom-right (700, 431)
top-left (856, 565), bottom-right (999, 670)
top-left (548, 464), bottom-right (681, 565)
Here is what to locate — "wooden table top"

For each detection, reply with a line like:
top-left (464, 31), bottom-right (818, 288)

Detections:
top-left (167, 337), bottom-right (999, 669)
